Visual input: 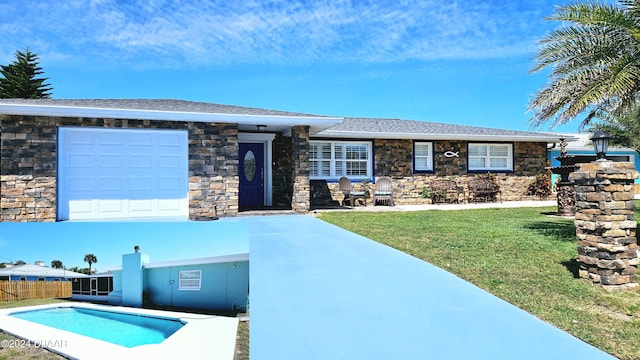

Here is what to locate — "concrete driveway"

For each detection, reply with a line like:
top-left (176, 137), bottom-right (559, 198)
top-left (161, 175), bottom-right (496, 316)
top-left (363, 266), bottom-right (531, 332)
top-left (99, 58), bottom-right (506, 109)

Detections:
top-left (239, 214), bottom-right (615, 360)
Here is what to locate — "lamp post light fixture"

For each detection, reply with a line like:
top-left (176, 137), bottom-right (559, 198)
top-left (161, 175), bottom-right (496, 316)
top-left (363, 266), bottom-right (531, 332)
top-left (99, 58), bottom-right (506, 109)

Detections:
top-left (590, 130), bottom-right (611, 161)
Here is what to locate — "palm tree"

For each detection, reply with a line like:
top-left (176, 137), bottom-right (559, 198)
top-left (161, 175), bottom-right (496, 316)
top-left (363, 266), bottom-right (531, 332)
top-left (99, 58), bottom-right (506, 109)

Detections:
top-left (83, 254), bottom-right (97, 274)
top-left (528, 0), bottom-right (640, 129)
top-left (588, 106), bottom-right (640, 153)
top-left (51, 260), bottom-right (63, 269)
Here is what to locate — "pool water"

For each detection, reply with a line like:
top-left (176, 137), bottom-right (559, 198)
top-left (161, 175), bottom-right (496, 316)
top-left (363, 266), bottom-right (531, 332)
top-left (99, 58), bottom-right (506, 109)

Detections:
top-left (11, 307), bottom-right (185, 348)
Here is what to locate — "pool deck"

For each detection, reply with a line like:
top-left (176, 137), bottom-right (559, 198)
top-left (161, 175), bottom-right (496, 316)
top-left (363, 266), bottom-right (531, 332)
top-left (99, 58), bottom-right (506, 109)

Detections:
top-left (0, 303), bottom-right (238, 359)
top-left (241, 214), bottom-right (617, 360)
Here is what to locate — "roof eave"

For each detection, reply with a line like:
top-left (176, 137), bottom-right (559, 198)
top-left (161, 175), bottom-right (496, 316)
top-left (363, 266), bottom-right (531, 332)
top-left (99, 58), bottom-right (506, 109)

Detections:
top-left (0, 104), bottom-right (343, 134)
top-left (316, 130), bottom-right (572, 143)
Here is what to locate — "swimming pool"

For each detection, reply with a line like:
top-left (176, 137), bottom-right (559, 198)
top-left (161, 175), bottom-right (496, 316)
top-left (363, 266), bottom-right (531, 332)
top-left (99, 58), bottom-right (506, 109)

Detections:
top-left (0, 303), bottom-right (239, 359)
top-left (10, 306), bottom-right (185, 348)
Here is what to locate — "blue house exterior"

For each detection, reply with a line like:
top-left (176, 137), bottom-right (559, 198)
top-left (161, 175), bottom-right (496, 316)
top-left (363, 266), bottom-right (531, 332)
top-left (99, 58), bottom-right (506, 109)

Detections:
top-left (144, 256), bottom-right (249, 311)
top-left (85, 250), bottom-right (250, 312)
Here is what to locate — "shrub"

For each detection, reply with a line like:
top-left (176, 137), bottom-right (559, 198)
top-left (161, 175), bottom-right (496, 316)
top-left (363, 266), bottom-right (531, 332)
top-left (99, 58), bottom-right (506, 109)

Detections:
top-left (527, 173), bottom-right (552, 199)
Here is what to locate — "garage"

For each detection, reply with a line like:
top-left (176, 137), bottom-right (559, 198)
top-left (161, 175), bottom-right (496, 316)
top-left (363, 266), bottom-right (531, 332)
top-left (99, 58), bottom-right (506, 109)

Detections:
top-left (57, 127), bottom-right (189, 220)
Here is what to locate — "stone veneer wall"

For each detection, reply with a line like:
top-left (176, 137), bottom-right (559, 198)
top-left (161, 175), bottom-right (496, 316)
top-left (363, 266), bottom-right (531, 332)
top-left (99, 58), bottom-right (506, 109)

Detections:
top-left (573, 161), bottom-right (639, 290)
top-left (1, 115), bottom-right (238, 221)
top-left (290, 126), bottom-right (310, 213)
top-left (322, 140), bottom-right (550, 205)
top-left (272, 133), bottom-right (293, 208)
top-left (187, 122), bottom-right (238, 218)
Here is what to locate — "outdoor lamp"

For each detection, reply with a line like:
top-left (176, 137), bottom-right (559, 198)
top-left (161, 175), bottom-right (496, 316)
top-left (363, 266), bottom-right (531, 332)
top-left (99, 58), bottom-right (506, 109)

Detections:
top-left (590, 130), bottom-right (611, 161)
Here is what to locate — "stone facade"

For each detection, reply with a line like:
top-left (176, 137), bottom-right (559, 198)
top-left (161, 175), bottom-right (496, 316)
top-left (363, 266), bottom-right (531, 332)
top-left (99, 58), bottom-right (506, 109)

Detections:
top-left (320, 140), bottom-right (550, 205)
top-left (1, 115), bottom-right (239, 221)
top-left (572, 161), bottom-right (639, 291)
top-left (290, 126), bottom-right (310, 213)
top-left (2, 113), bottom-right (552, 220)
top-left (186, 122), bottom-right (239, 218)
top-left (272, 133), bottom-right (293, 208)
top-left (1, 115), bottom-right (58, 221)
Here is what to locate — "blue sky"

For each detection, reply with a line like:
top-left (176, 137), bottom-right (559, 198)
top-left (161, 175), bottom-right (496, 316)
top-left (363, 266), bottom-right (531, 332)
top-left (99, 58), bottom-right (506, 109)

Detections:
top-left (0, 1), bottom-right (608, 268)
top-left (0, 0), bottom-right (599, 134)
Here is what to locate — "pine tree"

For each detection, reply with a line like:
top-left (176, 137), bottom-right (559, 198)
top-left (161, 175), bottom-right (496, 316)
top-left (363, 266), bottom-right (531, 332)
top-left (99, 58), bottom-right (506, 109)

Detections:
top-left (0, 48), bottom-right (52, 98)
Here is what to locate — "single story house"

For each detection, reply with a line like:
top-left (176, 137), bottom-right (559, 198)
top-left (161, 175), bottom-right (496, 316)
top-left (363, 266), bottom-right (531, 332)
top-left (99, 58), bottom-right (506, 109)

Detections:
top-left (0, 98), bottom-right (567, 221)
top-left (67, 247), bottom-right (249, 312)
top-left (0, 263), bottom-right (88, 281)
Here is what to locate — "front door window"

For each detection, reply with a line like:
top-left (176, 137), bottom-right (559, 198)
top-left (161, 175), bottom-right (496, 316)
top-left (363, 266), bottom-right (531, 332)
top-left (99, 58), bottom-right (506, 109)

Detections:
top-left (244, 150), bottom-right (256, 182)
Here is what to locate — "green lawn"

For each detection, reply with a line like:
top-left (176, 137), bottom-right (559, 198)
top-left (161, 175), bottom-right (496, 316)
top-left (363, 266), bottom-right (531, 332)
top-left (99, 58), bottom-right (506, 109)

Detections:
top-left (0, 299), bottom-right (68, 360)
top-left (318, 206), bottom-right (640, 360)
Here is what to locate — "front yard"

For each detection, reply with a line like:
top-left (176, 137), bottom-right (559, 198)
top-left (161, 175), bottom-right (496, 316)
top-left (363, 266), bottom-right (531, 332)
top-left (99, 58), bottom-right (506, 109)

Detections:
top-left (319, 206), bottom-right (640, 360)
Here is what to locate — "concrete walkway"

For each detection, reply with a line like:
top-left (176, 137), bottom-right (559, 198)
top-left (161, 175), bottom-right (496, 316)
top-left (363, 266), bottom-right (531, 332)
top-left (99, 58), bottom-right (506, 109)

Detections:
top-left (240, 214), bottom-right (616, 360)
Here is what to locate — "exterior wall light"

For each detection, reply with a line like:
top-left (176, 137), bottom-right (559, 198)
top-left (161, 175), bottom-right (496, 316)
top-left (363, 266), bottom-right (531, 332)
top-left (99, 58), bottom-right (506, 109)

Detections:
top-left (256, 125), bottom-right (267, 132)
top-left (590, 130), bottom-right (611, 161)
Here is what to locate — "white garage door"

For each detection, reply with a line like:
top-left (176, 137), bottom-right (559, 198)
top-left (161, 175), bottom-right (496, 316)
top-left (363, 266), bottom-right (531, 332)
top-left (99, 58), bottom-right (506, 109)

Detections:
top-left (57, 127), bottom-right (189, 220)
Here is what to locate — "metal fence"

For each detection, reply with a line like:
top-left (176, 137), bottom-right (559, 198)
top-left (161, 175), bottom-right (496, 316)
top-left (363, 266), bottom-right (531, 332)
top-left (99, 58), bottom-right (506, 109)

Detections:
top-left (0, 280), bottom-right (72, 301)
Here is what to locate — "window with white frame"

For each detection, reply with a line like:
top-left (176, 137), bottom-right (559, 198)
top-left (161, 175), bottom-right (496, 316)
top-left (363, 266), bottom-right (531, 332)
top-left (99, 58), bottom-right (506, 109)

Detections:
top-left (310, 140), bottom-right (372, 179)
top-left (413, 141), bottom-right (433, 172)
top-left (178, 270), bottom-right (201, 291)
top-left (468, 143), bottom-right (513, 171)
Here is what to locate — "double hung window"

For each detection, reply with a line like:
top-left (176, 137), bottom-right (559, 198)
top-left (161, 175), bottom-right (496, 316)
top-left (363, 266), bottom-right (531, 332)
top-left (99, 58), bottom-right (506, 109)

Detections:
top-left (468, 143), bottom-right (513, 171)
top-left (310, 141), bottom-right (372, 179)
top-left (178, 270), bottom-right (201, 291)
top-left (413, 141), bottom-right (433, 173)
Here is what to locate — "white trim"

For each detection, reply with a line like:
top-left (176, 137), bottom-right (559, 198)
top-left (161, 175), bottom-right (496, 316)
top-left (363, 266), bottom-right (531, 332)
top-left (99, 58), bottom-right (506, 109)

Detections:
top-left (468, 143), bottom-right (513, 171)
top-left (143, 253), bottom-right (249, 269)
top-left (0, 103), bottom-right (342, 134)
top-left (413, 141), bottom-right (433, 172)
top-left (238, 133), bottom-right (275, 206)
top-left (309, 140), bottom-right (372, 180)
top-left (178, 270), bottom-right (202, 291)
top-left (317, 130), bottom-right (571, 143)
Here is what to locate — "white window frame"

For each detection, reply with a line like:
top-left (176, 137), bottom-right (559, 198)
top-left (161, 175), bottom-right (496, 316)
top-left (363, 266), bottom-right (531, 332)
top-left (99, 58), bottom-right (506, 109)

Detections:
top-left (178, 270), bottom-right (201, 291)
top-left (309, 140), bottom-right (372, 180)
top-left (413, 141), bottom-right (433, 173)
top-left (468, 143), bottom-right (513, 171)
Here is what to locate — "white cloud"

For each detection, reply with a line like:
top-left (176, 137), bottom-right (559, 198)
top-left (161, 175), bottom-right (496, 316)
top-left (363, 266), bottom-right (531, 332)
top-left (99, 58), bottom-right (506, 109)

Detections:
top-left (0, 0), bottom-right (557, 68)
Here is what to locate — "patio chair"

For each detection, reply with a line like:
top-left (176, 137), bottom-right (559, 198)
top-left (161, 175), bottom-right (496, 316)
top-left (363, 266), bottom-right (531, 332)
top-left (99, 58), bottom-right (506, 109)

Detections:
top-left (373, 177), bottom-right (394, 206)
top-left (338, 177), bottom-right (367, 207)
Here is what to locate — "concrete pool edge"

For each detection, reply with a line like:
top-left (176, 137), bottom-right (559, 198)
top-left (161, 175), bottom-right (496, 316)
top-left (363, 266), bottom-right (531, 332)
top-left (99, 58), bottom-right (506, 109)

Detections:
top-left (0, 302), bottom-right (238, 359)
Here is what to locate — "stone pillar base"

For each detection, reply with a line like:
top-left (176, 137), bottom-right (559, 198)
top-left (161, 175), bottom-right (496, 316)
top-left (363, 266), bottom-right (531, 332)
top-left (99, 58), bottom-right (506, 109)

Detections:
top-left (572, 161), bottom-right (639, 291)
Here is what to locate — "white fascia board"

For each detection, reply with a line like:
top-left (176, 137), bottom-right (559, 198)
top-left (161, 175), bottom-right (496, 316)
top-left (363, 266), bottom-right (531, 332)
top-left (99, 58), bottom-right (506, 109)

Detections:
top-left (317, 130), bottom-right (575, 143)
top-left (0, 104), bottom-right (342, 131)
top-left (143, 253), bottom-right (249, 269)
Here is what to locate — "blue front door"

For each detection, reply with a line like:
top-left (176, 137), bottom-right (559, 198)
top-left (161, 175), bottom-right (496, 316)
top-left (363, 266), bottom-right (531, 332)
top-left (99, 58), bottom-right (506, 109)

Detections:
top-left (239, 143), bottom-right (265, 208)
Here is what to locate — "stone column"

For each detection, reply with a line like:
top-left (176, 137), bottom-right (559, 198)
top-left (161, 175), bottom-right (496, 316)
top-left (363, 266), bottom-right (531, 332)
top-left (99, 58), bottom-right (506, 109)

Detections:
top-left (571, 161), bottom-right (639, 290)
top-left (291, 126), bottom-right (310, 213)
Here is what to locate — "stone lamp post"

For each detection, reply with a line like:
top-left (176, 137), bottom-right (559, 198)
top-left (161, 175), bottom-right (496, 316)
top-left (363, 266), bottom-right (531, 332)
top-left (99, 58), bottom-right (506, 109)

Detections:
top-left (572, 131), bottom-right (639, 290)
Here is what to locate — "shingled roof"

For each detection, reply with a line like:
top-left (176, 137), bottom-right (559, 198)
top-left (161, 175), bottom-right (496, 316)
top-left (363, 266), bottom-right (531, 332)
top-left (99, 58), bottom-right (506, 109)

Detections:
top-left (0, 264), bottom-right (88, 278)
top-left (0, 99), bottom-right (567, 142)
top-left (0, 98), bottom-right (324, 117)
top-left (0, 98), bottom-right (342, 134)
top-left (317, 117), bottom-right (565, 142)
